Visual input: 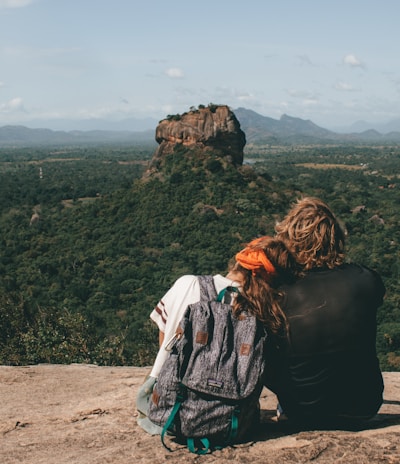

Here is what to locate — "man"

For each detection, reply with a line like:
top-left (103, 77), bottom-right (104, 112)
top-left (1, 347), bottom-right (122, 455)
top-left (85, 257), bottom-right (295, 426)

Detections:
top-left (265, 197), bottom-right (385, 426)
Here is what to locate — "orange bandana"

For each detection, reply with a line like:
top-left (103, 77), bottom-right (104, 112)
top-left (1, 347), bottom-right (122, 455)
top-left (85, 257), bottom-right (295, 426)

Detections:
top-left (235, 237), bottom-right (276, 275)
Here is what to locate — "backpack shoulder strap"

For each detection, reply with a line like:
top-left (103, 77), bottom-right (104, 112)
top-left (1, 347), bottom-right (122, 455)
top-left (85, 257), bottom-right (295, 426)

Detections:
top-left (197, 275), bottom-right (218, 301)
top-left (197, 275), bottom-right (239, 304)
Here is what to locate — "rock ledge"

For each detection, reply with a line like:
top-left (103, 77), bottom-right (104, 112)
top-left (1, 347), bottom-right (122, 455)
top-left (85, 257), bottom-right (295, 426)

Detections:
top-left (1, 365), bottom-right (399, 463)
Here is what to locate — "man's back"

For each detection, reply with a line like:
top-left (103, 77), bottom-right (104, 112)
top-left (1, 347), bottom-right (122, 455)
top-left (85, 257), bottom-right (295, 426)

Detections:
top-left (265, 263), bottom-right (385, 425)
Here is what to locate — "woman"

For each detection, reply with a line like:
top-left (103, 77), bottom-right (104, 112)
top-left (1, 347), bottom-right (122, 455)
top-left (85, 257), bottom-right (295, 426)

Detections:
top-left (137, 235), bottom-right (297, 434)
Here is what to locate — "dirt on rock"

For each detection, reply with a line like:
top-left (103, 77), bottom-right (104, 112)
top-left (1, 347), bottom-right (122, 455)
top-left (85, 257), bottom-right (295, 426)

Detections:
top-left (1, 364), bottom-right (400, 463)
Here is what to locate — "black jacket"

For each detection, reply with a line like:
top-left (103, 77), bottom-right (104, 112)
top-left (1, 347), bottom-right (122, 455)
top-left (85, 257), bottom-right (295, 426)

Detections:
top-left (265, 263), bottom-right (385, 425)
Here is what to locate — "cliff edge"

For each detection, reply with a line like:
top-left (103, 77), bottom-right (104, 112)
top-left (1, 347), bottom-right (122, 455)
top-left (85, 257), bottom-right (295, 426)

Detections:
top-left (1, 365), bottom-right (400, 463)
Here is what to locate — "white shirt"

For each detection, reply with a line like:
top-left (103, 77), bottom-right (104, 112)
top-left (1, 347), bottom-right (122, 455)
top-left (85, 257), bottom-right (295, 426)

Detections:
top-left (149, 274), bottom-right (239, 378)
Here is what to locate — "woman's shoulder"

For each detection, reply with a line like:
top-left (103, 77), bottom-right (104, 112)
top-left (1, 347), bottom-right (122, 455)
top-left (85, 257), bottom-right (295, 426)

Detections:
top-left (172, 274), bottom-right (199, 287)
top-left (168, 274), bottom-right (238, 297)
top-left (166, 275), bottom-right (200, 296)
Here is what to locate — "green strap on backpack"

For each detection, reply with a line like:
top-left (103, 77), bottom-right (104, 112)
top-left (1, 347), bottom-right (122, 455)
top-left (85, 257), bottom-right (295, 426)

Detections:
top-left (160, 384), bottom-right (241, 455)
top-left (217, 286), bottom-right (239, 303)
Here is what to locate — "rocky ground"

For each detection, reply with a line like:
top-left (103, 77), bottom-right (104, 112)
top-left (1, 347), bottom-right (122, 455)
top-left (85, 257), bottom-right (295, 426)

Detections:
top-left (1, 364), bottom-right (400, 463)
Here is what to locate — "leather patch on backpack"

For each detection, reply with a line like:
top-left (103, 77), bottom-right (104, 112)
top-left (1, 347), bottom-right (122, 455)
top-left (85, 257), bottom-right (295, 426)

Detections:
top-left (151, 389), bottom-right (160, 406)
top-left (176, 326), bottom-right (183, 337)
top-left (240, 343), bottom-right (251, 356)
top-left (195, 331), bottom-right (209, 345)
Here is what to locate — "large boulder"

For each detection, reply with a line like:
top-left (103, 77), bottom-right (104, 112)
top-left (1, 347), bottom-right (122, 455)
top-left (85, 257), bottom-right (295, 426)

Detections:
top-left (149, 105), bottom-right (246, 171)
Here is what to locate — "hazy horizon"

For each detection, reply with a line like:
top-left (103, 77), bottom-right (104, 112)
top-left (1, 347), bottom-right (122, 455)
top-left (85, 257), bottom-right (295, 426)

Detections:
top-left (2, 107), bottom-right (400, 135)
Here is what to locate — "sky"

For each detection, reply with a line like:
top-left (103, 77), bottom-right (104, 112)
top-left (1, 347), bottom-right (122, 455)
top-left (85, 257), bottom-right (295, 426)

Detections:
top-left (1, 0), bottom-right (400, 131)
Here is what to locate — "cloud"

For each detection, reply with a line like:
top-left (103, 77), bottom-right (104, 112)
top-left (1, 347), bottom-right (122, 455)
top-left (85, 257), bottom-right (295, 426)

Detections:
top-left (303, 98), bottom-right (319, 106)
top-left (343, 54), bottom-right (365, 68)
top-left (0, 81), bottom-right (5, 88)
top-left (161, 104), bottom-right (174, 114)
top-left (236, 92), bottom-right (255, 102)
top-left (384, 74), bottom-right (400, 94)
top-left (76, 105), bottom-right (124, 120)
top-left (0, 97), bottom-right (25, 113)
top-left (0, 0), bottom-right (33, 8)
top-left (171, 86), bottom-right (196, 96)
top-left (287, 89), bottom-right (308, 98)
top-left (286, 89), bottom-right (318, 101)
top-left (296, 54), bottom-right (315, 67)
top-left (212, 86), bottom-right (257, 103)
top-left (165, 67), bottom-right (184, 79)
top-left (334, 81), bottom-right (355, 91)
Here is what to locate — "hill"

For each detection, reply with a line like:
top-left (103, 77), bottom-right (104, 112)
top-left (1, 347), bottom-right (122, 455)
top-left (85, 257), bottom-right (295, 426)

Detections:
top-left (234, 107), bottom-right (400, 144)
top-left (234, 108), bottom-right (335, 143)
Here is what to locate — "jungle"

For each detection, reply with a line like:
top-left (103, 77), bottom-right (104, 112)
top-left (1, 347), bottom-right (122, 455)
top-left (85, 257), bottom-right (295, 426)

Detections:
top-left (0, 143), bottom-right (399, 370)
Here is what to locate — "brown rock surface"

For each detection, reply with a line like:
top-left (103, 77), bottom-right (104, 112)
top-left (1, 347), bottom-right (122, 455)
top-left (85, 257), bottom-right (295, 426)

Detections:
top-left (149, 105), bottom-right (246, 170)
top-left (1, 364), bottom-right (400, 463)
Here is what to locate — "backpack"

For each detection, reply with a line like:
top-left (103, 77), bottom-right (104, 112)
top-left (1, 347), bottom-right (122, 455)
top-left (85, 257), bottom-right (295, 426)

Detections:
top-left (147, 275), bottom-right (268, 454)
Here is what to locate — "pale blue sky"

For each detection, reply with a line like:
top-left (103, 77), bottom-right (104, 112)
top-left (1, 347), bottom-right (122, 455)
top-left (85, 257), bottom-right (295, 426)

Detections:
top-left (1, 0), bottom-right (399, 130)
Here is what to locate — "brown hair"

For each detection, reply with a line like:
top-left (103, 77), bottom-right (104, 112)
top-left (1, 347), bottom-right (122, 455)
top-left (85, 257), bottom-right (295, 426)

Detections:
top-left (275, 197), bottom-right (345, 271)
top-left (232, 236), bottom-right (297, 338)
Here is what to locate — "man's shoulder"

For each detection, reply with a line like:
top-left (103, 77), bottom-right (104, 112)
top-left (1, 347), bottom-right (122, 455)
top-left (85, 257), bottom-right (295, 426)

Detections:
top-left (335, 263), bottom-right (384, 286)
top-left (282, 262), bottom-right (385, 305)
top-left (300, 263), bottom-right (379, 280)
top-left (281, 262), bottom-right (382, 293)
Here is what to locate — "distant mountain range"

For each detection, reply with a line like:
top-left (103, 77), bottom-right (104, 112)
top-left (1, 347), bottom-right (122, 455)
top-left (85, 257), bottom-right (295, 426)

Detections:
top-left (0, 125), bottom-right (157, 147)
top-left (234, 108), bottom-right (400, 144)
top-left (347, 118), bottom-right (400, 134)
top-left (1, 108), bottom-right (400, 147)
top-left (8, 116), bottom-right (159, 133)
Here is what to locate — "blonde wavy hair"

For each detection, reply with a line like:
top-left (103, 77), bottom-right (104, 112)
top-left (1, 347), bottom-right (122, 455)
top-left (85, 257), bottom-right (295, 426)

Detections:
top-left (232, 236), bottom-right (297, 338)
top-left (275, 197), bottom-right (345, 271)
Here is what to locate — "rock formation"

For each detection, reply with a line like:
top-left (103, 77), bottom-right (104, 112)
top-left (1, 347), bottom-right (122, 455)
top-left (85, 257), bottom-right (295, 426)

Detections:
top-left (148, 105), bottom-right (246, 172)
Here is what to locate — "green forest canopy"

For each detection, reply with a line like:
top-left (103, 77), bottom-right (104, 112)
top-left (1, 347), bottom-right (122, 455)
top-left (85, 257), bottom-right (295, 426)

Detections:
top-left (0, 143), bottom-right (399, 370)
